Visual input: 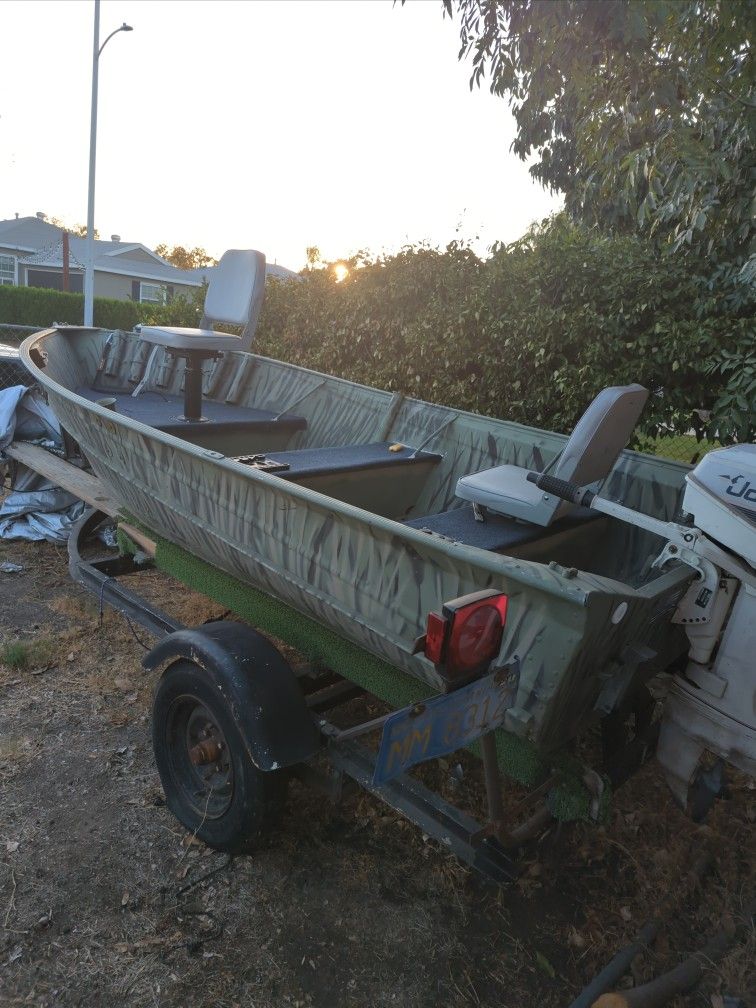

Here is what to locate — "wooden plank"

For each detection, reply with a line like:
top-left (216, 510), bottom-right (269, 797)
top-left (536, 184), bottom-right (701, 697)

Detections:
top-left (4, 441), bottom-right (120, 517)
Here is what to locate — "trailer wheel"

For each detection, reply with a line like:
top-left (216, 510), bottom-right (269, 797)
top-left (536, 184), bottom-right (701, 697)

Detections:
top-left (152, 659), bottom-right (288, 852)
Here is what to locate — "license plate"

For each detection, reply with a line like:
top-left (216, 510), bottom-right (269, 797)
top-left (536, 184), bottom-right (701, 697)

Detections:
top-left (372, 664), bottom-right (520, 786)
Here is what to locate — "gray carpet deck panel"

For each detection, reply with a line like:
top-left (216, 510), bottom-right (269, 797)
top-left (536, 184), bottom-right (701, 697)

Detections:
top-left (76, 387), bottom-right (306, 432)
top-left (236, 441), bottom-right (442, 478)
top-left (405, 504), bottom-right (600, 552)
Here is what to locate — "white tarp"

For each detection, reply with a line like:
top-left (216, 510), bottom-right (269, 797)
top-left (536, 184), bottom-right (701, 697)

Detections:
top-left (0, 385), bottom-right (85, 542)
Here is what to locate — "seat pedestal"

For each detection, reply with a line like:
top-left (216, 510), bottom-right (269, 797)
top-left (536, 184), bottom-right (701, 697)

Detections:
top-left (168, 348), bottom-right (221, 422)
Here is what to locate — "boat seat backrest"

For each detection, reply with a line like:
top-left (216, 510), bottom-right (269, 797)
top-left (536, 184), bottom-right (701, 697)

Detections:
top-left (136, 249), bottom-right (266, 355)
top-left (202, 249), bottom-right (266, 332)
top-left (552, 384), bottom-right (650, 486)
top-left (455, 384), bottom-right (649, 526)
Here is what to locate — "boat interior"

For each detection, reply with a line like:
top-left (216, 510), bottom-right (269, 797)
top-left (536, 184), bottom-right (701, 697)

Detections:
top-left (37, 251), bottom-right (688, 592)
top-left (44, 329), bottom-right (682, 595)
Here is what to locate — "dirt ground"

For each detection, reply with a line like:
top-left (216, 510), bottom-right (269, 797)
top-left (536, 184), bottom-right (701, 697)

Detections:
top-left (0, 533), bottom-right (753, 1008)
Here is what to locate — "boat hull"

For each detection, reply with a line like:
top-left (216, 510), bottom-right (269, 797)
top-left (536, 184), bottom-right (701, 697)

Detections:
top-left (23, 327), bottom-right (694, 752)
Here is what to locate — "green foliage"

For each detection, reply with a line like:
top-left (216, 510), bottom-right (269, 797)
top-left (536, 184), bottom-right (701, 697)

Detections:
top-left (3, 221), bottom-right (749, 444)
top-left (706, 339), bottom-right (756, 444)
top-left (0, 284), bottom-right (203, 331)
top-left (255, 219), bottom-right (753, 442)
top-left (0, 642), bottom-right (31, 669)
top-left (0, 637), bottom-right (54, 670)
top-left (0, 284), bottom-right (136, 328)
top-left (441, 0), bottom-right (755, 304)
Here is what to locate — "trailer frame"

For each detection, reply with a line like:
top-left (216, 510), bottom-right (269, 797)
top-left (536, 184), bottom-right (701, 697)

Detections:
top-left (68, 507), bottom-right (537, 884)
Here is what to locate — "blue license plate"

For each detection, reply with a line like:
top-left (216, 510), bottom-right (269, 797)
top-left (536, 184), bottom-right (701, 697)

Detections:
top-left (372, 665), bottom-right (520, 786)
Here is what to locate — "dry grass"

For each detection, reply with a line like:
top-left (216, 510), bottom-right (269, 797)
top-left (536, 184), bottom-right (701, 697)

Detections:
top-left (0, 533), bottom-right (753, 1008)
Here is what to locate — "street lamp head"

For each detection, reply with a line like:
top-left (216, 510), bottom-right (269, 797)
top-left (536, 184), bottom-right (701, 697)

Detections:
top-left (97, 20), bottom-right (134, 57)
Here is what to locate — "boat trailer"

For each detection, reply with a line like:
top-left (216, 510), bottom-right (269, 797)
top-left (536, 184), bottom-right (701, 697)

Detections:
top-left (68, 506), bottom-right (554, 885)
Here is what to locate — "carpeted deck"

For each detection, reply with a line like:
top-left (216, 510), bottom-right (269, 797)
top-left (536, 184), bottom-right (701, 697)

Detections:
top-left (236, 441), bottom-right (442, 478)
top-left (405, 503), bottom-right (600, 552)
top-left (75, 387), bottom-right (306, 434)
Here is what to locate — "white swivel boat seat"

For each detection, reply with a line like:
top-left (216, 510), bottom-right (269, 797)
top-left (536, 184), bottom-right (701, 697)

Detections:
top-left (456, 384), bottom-right (649, 527)
top-left (135, 249), bottom-right (267, 421)
top-left (138, 249), bottom-right (266, 353)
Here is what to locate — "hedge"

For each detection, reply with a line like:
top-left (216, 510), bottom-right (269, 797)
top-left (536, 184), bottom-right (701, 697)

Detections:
top-left (3, 218), bottom-right (752, 443)
top-left (255, 219), bottom-right (754, 443)
top-left (0, 284), bottom-right (202, 331)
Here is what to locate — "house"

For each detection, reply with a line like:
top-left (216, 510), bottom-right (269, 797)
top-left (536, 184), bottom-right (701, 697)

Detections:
top-left (0, 213), bottom-right (300, 304)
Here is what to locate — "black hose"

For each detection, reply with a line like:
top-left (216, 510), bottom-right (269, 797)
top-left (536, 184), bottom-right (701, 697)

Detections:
top-left (566, 919), bottom-right (660, 1008)
top-left (566, 848), bottom-right (714, 1008)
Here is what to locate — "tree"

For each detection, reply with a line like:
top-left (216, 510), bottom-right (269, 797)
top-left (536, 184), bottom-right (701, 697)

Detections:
top-left (48, 217), bottom-right (99, 239)
top-left (305, 246), bottom-right (322, 268)
top-left (154, 244), bottom-right (218, 270)
top-left (441, 0), bottom-right (754, 305)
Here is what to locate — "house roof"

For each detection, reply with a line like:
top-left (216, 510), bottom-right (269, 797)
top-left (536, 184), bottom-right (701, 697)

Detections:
top-left (22, 238), bottom-right (204, 286)
top-left (189, 261), bottom-right (302, 284)
top-left (0, 216), bottom-right (301, 285)
top-left (0, 217), bottom-right (202, 285)
top-left (0, 216), bottom-right (63, 252)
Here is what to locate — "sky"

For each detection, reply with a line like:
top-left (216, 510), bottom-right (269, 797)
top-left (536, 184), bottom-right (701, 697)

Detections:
top-left (0, 0), bottom-right (561, 270)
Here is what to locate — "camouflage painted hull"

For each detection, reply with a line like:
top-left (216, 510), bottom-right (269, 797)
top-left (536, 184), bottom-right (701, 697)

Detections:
top-left (23, 327), bottom-right (694, 753)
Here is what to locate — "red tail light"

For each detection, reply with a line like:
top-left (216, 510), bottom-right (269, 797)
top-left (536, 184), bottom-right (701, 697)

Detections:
top-left (424, 612), bottom-right (448, 664)
top-left (422, 590), bottom-right (508, 686)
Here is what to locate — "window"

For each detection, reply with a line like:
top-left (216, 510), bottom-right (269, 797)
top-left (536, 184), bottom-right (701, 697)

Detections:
top-left (0, 254), bottom-right (17, 286)
top-left (27, 269), bottom-right (83, 293)
top-left (139, 282), bottom-right (167, 304)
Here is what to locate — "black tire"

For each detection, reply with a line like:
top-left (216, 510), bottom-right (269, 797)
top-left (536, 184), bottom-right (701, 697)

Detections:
top-left (152, 659), bottom-right (288, 853)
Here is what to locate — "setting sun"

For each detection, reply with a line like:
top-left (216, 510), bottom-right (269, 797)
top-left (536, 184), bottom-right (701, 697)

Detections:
top-left (333, 263), bottom-right (349, 283)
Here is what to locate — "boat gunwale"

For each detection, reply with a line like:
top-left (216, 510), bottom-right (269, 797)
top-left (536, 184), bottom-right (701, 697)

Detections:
top-left (21, 327), bottom-right (689, 605)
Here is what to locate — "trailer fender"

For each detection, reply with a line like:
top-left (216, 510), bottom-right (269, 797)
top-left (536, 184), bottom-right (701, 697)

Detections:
top-left (143, 621), bottom-right (321, 771)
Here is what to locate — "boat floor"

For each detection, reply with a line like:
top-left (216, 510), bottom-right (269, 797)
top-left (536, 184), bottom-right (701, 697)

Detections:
top-left (406, 504), bottom-right (600, 552)
top-left (75, 387), bottom-right (306, 434)
top-left (71, 386), bottom-right (595, 556)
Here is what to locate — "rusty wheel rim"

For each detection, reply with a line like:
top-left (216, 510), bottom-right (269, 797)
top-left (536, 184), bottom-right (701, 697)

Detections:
top-left (165, 695), bottom-right (234, 819)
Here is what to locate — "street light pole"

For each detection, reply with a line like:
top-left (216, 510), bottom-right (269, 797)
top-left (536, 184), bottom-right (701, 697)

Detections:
top-left (83, 2), bottom-right (133, 327)
top-left (83, 0), bottom-right (100, 327)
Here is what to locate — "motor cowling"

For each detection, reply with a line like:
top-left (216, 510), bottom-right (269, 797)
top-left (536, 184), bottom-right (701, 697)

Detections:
top-left (655, 446), bottom-right (756, 815)
top-left (683, 445), bottom-right (756, 568)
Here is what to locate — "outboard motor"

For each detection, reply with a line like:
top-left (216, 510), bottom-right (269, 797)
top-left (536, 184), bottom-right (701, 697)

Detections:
top-left (656, 445), bottom-right (756, 816)
top-left (528, 443), bottom-right (756, 818)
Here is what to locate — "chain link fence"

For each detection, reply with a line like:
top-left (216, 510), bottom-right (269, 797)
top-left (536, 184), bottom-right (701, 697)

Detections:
top-left (0, 323), bottom-right (40, 341)
top-left (633, 434), bottom-right (719, 466)
top-left (0, 356), bottom-right (29, 389)
top-left (0, 325), bottom-right (34, 390)
top-left (641, 433), bottom-right (717, 463)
